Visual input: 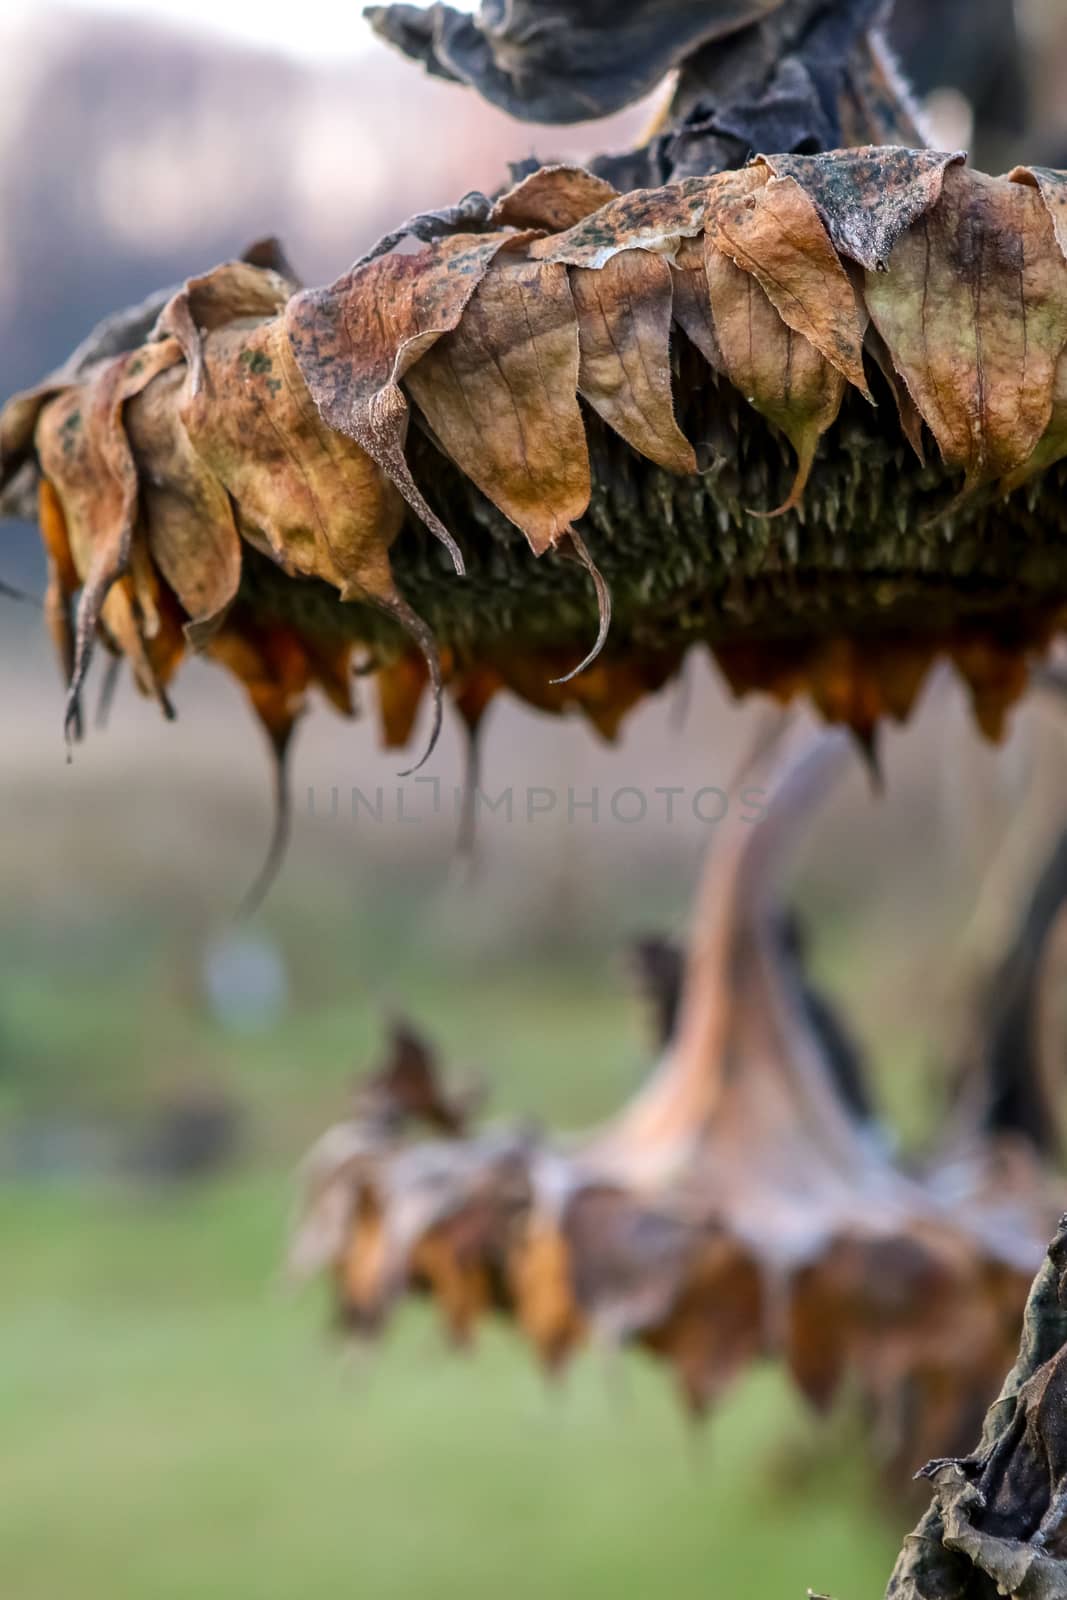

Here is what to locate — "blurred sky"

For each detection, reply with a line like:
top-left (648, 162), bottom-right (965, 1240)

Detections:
top-left (4, 0), bottom-right (477, 60)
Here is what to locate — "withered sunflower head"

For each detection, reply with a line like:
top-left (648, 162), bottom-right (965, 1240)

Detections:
top-left (3, 1), bottom-right (1067, 901)
top-left (288, 729), bottom-right (1064, 1482)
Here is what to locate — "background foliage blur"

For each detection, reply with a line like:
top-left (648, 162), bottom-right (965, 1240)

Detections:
top-left (2, 3), bottom-right (1067, 1596)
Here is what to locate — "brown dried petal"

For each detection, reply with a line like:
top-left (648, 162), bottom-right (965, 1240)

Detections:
top-left (410, 1219), bottom-right (492, 1344)
top-left (509, 1215), bottom-right (585, 1370)
top-left (98, 563), bottom-right (184, 714)
top-left (377, 651), bottom-right (429, 749)
top-left (864, 165), bottom-right (1067, 491)
top-left (864, 320), bottom-right (926, 463)
top-left (642, 1238), bottom-right (765, 1417)
top-left (124, 364), bottom-right (242, 646)
top-left (34, 341), bottom-right (184, 733)
top-left (670, 236), bottom-right (723, 371)
top-left (705, 244), bottom-right (845, 513)
top-left (706, 172), bottom-right (871, 398)
top-left (152, 259), bottom-right (294, 394)
top-left (570, 251), bottom-right (696, 474)
top-left (530, 173), bottom-right (723, 269)
top-left (491, 165), bottom-right (619, 231)
top-left (287, 231), bottom-right (525, 570)
top-left (36, 477), bottom-right (79, 705)
top-left (404, 257), bottom-right (590, 555)
top-left (0, 379), bottom-right (67, 488)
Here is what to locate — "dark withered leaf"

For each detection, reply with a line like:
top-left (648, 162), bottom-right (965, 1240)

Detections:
top-left (759, 146), bottom-right (967, 272)
top-left (366, 0), bottom-right (783, 124)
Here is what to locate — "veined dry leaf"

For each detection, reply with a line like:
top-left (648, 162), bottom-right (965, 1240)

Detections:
top-left (179, 316), bottom-right (445, 767)
top-left (864, 165), bottom-right (1067, 493)
top-left (706, 171), bottom-right (871, 398)
top-left (182, 319), bottom-right (405, 607)
top-left (705, 245), bottom-right (846, 512)
top-left (287, 230), bottom-right (526, 571)
top-left (570, 250), bottom-right (697, 474)
top-left (403, 256), bottom-right (590, 556)
top-left (124, 363), bottom-right (242, 647)
top-left (998, 168), bottom-right (1067, 492)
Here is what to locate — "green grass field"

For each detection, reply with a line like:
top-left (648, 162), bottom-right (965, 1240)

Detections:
top-left (0, 867), bottom-right (916, 1599)
top-left (0, 1173), bottom-right (903, 1600)
top-left (0, 676), bottom-right (968, 1599)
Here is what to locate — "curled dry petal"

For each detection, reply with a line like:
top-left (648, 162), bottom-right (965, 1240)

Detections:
top-left (152, 259), bottom-right (295, 395)
top-left (34, 340), bottom-right (184, 735)
top-left (286, 230), bottom-right (528, 572)
top-left (124, 364), bottom-right (242, 647)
